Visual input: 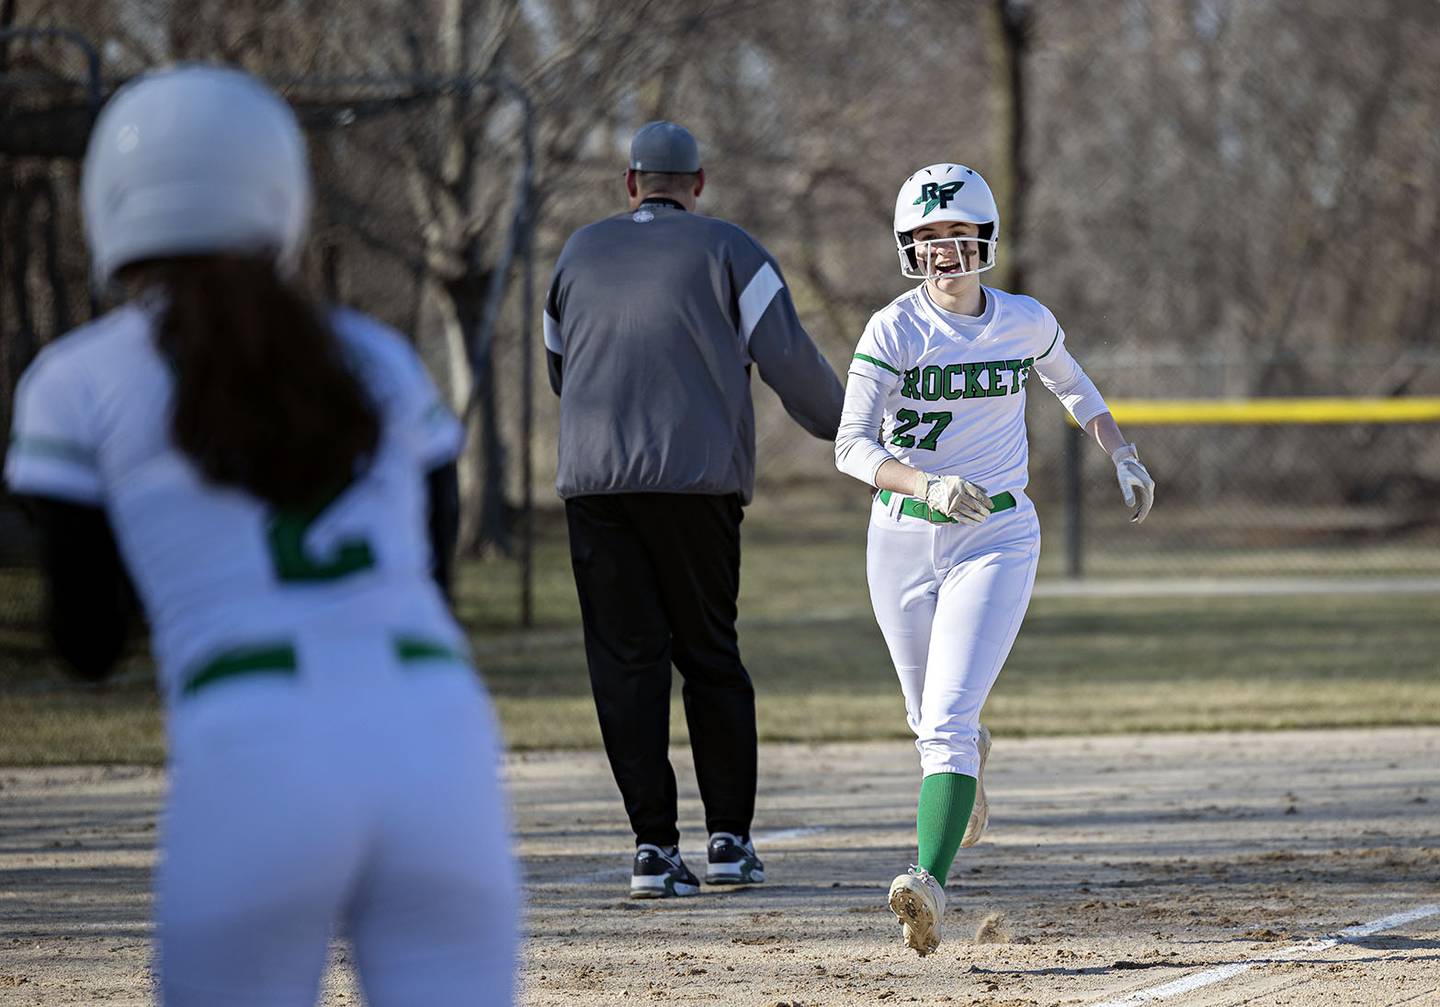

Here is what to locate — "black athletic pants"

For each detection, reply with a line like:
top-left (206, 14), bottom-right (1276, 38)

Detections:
top-left (564, 492), bottom-right (756, 848)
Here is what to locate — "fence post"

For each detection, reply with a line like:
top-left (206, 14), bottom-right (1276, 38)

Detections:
top-left (1065, 421), bottom-right (1084, 578)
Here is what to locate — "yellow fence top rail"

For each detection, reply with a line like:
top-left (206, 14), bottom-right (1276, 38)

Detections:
top-left (1099, 398), bottom-right (1440, 425)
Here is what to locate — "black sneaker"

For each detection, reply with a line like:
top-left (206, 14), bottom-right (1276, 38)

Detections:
top-left (705, 832), bottom-right (765, 885)
top-left (629, 844), bottom-right (701, 899)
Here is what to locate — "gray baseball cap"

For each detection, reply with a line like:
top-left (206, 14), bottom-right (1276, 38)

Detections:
top-left (628, 121), bottom-right (701, 173)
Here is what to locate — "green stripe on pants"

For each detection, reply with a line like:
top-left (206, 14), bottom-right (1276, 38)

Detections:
top-left (393, 635), bottom-right (471, 665)
top-left (182, 643), bottom-right (298, 697)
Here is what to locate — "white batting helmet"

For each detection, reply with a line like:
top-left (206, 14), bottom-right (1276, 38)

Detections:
top-left (893, 163), bottom-right (999, 280)
top-left (81, 65), bottom-right (312, 289)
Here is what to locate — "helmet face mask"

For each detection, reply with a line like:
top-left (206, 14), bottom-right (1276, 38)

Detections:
top-left (898, 232), bottom-right (998, 281)
top-left (892, 163), bottom-right (999, 281)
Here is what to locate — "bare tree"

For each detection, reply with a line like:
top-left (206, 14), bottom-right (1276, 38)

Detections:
top-left (5, 0), bottom-right (1438, 528)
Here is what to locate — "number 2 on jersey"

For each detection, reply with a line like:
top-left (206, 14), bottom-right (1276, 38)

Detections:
top-left (891, 409), bottom-right (952, 451)
top-left (266, 491), bottom-right (375, 583)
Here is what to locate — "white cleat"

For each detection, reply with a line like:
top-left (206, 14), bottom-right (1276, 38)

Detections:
top-left (960, 724), bottom-right (991, 848)
top-left (888, 867), bottom-right (946, 957)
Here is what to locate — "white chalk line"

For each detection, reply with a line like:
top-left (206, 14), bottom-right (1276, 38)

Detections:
top-left (545, 825), bottom-right (828, 887)
top-left (1088, 903), bottom-right (1440, 1007)
top-left (1035, 576), bottom-right (1440, 599)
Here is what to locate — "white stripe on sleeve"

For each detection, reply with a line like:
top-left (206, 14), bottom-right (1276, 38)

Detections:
top-left (543, 311), bottom-right (562, 354)
top-left (737, 262), bottom-right (783, 349)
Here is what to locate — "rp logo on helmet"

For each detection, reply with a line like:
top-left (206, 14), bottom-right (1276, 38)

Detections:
top-left (913, 180), bottom-right (965, 217)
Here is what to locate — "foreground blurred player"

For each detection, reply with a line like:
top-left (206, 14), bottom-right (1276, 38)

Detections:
top-left (4, 66), bottom-right (517, 1005)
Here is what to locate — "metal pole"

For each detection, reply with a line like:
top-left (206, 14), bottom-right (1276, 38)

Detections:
top-left (1065, 421), bottom-right (1084, 578)
top-left (468, 74), bottom-right (538, 626)
top-left (514, 96), bottom-right (536, 629)
top-left (519, 247), bottom-right (534, 628)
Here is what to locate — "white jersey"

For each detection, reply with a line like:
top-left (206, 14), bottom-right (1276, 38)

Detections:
top-left (837, 285), bottom-right (1108, 493)
top-left (4, 302), bottom-right (465, 705)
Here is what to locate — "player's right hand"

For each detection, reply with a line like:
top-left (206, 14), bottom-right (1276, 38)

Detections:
top-left (917, 471), bottom-right (991, 525)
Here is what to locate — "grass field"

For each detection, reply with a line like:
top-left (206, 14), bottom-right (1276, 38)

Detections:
top-left (2, 495), bottom-right (1438, 764)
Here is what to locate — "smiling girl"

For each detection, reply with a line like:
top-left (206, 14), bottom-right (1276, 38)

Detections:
top-left (834, 162), bottom-right (1155, 956)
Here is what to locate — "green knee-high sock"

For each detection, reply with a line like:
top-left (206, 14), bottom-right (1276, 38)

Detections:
top-left (916, 772), bottom-right (978, 886)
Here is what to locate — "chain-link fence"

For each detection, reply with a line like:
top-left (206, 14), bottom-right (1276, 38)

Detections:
top-left (736, 351), bottom-right (1440, 582)
top-left (1036, 415), bottom-right (1440, 580)
top-left (0, 37), bottom-right (543, 644)
top-left (1022, 356), bottom-right (1440, 580)
top-left (4, 24), bottom-right (1439, 676)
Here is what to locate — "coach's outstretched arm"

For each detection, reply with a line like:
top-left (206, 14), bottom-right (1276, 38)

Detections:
top-left (738, 245), bottom-right (844, 440)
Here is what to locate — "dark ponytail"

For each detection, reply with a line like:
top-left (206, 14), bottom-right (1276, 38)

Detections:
top-left (147, 255), bottom-right (380, 509)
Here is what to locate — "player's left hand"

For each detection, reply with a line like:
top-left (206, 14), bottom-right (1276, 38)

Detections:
top-left (1111, 443), bottom-right (1154, 524)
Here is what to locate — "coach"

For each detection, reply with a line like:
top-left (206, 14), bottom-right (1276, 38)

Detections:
top-left (544, 121), bottom-right (843, 898)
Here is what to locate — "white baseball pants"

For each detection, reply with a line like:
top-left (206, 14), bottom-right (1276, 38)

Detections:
top-left (158, 643), bottom-right (517, 1006)
top-left (866, 490), bottom-right (1041, 777)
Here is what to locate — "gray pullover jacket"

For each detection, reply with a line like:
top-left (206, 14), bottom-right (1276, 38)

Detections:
top-left (545, 200), bottom-right (843, 503)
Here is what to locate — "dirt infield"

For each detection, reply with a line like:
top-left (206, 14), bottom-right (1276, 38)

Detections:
top-left (2, 728), bottom-right (1437, 1006)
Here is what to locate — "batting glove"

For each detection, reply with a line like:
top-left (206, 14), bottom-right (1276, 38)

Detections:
top-left (914, 471), bottom-right (992, 525)
top-left (1111, 443), bottom-right (1154, 524)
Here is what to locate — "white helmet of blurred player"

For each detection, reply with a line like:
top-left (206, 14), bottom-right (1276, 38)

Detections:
top-left (893, 163), bottom-right (999, 281)
top-left (82, 65), bottom-right (311, 290)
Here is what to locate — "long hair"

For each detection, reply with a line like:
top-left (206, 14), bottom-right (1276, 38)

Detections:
top-left (144, 255), bottom-right (380, 509)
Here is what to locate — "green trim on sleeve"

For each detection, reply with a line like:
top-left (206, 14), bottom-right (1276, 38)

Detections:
top-left (852, 353), bottom-right (901, 377)
top-left (9, 434), bottom-right (97, 466)
top-left (1036, 326), bottom-right (1060, 361)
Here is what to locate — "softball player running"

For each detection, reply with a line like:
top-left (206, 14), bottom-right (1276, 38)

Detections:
top-left (834, 163), bottom-right (1154, 956)
top-left (4, 67), bottom-right (517, 1004)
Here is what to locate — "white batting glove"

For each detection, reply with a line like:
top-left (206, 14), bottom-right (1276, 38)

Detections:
top-left (913, 470), bottom-right (992, 525)
top-left (1111, 443), bottom-right (1154, 524)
